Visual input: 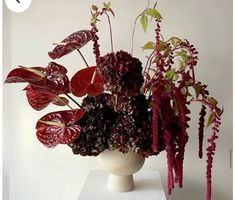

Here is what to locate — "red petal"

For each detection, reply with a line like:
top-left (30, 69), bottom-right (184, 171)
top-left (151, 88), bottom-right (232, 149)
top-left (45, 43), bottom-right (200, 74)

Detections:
top-left (25, 85), bottom-right (57, 110)
top-left (5, 68), bottom-right (44, 83)
top-left (70, 66), bottom-right (104, 97)
top-left (48, 30), bottom-right (93, 59)
top-left (36, 109), bottom-right (85, 147)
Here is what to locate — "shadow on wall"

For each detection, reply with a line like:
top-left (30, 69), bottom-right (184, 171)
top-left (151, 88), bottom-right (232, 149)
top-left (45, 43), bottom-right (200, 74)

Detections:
top-left (136, 176), bottom-right (230, 200)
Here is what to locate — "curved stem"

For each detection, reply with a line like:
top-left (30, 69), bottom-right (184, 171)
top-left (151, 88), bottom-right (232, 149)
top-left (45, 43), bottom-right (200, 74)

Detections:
top-left (131, 1), bottom-right (150, 55)
top-left (77, 49), bottom-right (89, 68)
top-left (64, 93), bottom-right (82, 109)
top-left (105, 12), bottom-right (114, 52)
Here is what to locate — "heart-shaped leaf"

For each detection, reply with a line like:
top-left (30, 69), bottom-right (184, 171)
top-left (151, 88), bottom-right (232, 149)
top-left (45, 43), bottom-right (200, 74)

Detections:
top-left (48, 30), bottom-right (94, 59)
top-left (70, 66), bottom-right (104, 97)
top-left (36, 109), bottom-right (85, 148)
top-left (24, 85), bottom-right (58, 111)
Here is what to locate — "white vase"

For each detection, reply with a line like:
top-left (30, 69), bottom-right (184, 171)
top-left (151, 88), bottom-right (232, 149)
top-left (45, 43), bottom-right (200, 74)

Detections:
top-left (98, 149), bottom-right (145, 192)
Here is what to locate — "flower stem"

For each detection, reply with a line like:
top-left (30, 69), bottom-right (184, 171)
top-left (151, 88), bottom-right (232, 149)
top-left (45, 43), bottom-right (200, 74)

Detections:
top-left (77, 49), bottom-right (89, 68)
top-left (64, 93), bottom-right (82, 109)
top-left (105, 12), bottom-right (114, 52)
top-left (131, 0), bottom-right (150, 55)
top-left (56, 96), bottom-right (73, 110)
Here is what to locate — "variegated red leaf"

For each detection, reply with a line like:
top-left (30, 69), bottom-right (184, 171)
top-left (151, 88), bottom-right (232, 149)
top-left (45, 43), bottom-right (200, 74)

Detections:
top-left (48, 30), bottom-right (94, 59)
top-left (36, 109), bottom-right (85, 148)
top-left (70, 66), bottom-right (104, 97)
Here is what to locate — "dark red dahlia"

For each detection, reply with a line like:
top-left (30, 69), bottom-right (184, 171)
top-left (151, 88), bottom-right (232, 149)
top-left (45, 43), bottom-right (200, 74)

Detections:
top-left (97, 50), bottom-right (144, 96)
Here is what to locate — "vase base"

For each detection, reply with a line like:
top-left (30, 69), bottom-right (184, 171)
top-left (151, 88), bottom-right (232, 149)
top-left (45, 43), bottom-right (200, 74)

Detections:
top-left (107, 174), bottom-right (134, 192)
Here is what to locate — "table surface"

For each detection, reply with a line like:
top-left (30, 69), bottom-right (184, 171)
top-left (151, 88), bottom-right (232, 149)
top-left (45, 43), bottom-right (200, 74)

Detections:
top-left (78, 170), bottom-right (166, 200)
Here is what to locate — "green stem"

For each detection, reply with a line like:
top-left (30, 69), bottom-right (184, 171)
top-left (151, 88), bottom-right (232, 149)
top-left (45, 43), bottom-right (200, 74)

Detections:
top-left (131, 0), bottom-right (150, 55)
top-left (77, 49), bottom-right (89, 68)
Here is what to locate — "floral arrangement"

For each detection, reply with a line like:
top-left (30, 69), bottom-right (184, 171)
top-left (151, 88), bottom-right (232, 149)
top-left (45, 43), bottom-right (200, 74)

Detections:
top-left (5, 2), bottom-right (223, 200)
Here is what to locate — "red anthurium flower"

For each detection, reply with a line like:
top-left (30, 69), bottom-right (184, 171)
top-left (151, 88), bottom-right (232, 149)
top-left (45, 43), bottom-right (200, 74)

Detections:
top-left (24, 85), bottom-right (69, 111)
top-left (48, 30), bottom-right (94, 59)
top-left (25, 85), bottom-right (57, 111)
top-left (5, 62), bottom-right (70, 94)
top-left (46, 62), bottom-right (68, 74)
top-left (5, 66), bottom-right (45, 84)
top-left (70, 66), bottom-right (104, 97)
top-left (36, 109), bottom-right (85, 148)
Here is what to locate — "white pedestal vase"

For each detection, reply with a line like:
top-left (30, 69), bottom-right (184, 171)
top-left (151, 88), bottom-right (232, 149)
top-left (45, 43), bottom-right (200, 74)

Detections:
top-left (98, 149), bottom-right (145, 192)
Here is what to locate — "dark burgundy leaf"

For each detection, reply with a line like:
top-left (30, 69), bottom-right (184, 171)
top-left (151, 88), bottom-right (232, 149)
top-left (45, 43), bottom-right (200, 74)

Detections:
top-left (48, 30), bottom-right (94, 59)
top-left (70, 66), bottom-right (104, 97)
top-left (36, 109), bottom-right (85, 148)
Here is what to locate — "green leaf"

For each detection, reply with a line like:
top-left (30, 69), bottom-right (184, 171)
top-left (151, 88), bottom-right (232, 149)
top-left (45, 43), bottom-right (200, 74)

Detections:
top-left (206, 113), bottom-right (214, 128)
top-left (208, 97), bottom-right (218, 108)
top-left (194, 84), bottom-right (202, 98)
top-left (146, 8), bottom-right (162, 19)
top-left (158, 41), bottom-right (165, 51)
top-left (179, 60), bottom-right (186, 70)
top-left (92, 5), bottom-right (98, 11)
top-left (176, 49), bottom-right (188, 66)
top-left (108, 8), bottom-right (115, 17)
top-left (103, 2), bottom-right (111, 9)
top-left (165, 69), bottom-right (175, 80)
top-left (215, 106), bottom-right (224, 116)
top-left (140, 14), bottom-right (148, 33)
top-left (173, 74), bottom-right (179, 81)
top-left (141, 41), bottom-right (155, 50)
top-left (170, 37), bottom-right (181, 47)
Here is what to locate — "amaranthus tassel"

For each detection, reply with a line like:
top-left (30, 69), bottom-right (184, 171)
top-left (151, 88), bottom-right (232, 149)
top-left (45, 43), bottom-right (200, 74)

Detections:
top-left (152, 91), bottom-right (159, 152)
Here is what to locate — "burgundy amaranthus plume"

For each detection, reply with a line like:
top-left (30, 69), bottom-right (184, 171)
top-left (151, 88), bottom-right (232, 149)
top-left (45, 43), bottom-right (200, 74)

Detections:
top-left (142, 10), bottom-right (222, 199)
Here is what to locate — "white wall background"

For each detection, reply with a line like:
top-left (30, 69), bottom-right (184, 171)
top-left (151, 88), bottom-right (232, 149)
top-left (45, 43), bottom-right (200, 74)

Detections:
top-left (3, 0), bottom-right (232, 200)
